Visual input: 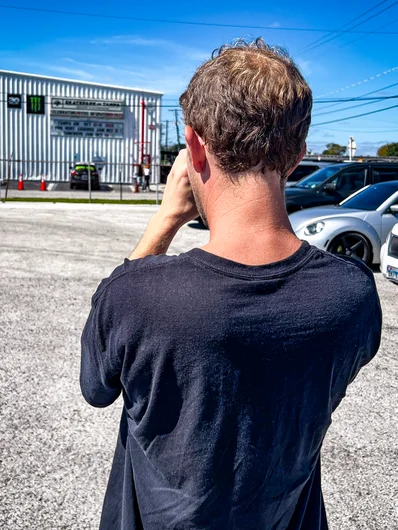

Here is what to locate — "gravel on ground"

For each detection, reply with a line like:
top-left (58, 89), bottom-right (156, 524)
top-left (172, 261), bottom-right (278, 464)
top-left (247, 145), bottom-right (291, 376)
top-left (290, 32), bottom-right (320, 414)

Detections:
top-left (0, 203), bottom-right (396, 529)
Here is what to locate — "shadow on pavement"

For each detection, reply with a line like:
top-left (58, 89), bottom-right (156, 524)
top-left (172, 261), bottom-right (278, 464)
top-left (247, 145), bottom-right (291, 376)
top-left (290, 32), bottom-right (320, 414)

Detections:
top-left (100, 185), bottom-right (113, 192)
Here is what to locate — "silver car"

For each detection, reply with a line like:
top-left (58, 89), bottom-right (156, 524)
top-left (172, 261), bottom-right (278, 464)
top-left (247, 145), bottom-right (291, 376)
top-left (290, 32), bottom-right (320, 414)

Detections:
top-left (289, 181), bottom-right (398, 265)
top-left (380, 223), bottom-right (398, 283)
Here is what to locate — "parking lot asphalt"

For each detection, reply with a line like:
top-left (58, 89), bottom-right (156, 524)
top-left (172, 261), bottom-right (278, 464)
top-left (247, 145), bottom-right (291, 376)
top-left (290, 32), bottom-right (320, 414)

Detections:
top-left (0, 203), bottom-right (397, 530)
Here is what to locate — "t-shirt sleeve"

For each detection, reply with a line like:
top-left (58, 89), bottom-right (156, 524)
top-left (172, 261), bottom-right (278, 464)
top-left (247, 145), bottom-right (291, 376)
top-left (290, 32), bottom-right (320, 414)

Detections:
top-left (331, 270), bottom-right (382, 411)
top-left (80, 271), bottom-right (126, 408)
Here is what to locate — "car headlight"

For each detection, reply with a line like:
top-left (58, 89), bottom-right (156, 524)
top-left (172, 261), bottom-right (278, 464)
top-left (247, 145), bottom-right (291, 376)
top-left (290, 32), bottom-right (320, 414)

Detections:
top-left (304, 221), bottom-right (325, 236)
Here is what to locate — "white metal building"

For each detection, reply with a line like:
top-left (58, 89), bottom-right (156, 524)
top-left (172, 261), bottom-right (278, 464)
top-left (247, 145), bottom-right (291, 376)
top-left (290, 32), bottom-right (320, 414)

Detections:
top-left (0, 70), bottom-right (162, 183)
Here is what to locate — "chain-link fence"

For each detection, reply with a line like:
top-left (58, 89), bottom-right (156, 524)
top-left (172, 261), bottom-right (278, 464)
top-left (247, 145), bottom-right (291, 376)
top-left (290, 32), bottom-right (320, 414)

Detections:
top-left (0, 158), bottom-right (166, 183)
top-left (0, 158), bottom-right (173, 203)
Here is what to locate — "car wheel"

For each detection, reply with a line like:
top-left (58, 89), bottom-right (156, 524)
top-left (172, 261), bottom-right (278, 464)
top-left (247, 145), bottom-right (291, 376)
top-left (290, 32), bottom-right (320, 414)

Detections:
top-left (327, 232), bottom-right (372, 265)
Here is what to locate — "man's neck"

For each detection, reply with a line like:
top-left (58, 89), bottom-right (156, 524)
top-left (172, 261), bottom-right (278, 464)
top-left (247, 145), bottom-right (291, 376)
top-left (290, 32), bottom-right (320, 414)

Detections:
top-left (201, 172), bottom-right (301, 266)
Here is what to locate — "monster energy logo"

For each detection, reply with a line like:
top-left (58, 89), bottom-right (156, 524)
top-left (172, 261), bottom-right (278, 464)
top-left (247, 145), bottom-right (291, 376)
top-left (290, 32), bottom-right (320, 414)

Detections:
top-left (27, 95), bottom-right (45, 114)
top-left (30, 97), bottom-right (41, 112)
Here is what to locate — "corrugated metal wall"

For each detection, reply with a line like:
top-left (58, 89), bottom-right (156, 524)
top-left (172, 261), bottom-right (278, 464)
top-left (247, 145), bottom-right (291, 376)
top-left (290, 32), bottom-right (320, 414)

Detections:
top-left (0, 71), bottom-right (162, 183)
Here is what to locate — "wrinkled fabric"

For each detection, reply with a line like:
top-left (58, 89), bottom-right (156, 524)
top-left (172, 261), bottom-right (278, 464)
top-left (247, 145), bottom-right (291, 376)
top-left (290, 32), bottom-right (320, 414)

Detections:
top-left (81, 242), bottom-right (381, 530)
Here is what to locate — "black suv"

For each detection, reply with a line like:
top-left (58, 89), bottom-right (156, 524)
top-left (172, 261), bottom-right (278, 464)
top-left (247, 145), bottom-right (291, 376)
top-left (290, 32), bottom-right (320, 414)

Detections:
top-left (70, 163), bottom-right (100, 190)
top-left (285, 162), bottom-right (398, 214)
top-left (286, 160), bottom-right (340, 187)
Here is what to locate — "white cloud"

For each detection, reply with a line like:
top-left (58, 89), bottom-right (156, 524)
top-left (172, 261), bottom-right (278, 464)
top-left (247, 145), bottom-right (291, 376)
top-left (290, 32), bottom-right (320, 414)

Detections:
top-left (90, 35), bottom-right (209, 62)
top-left (61, 58), bottom-right (190, 95)
top-left (45, 65), bottom-right (96, 80)
top-left (64, 58), bottom-right (148, 78)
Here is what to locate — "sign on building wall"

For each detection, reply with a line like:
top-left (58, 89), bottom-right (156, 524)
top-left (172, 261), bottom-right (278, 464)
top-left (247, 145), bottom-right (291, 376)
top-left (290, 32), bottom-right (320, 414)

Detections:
top-left (50, 97), bottom-right (125, 138)
top-left (51, 119), bottom-right (124, 139)
top-left (27, 95), bottom-right (45, 114)
top-left (51, 97), bottom-right (124, 119)
top-left (7, 94), bottom-right (22, 109)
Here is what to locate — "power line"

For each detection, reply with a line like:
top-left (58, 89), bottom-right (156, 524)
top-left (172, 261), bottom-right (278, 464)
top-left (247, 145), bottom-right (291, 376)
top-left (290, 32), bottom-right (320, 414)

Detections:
top-left (312, 81), bottom-right (398, 111)
top-left (2, 4), bottom-right (398, 33)
top-left (0, 98), bottom-right (181, 108)
top-left (321, 16), bottom-right (398, 56)
top-left (297, 0), bottom-right (392, 54)
top-left (299, 1), bottom-right (398, 55)
top-left (313, 95), bottom-right (398, 116)
top-left (4, 93), bottom-right (398, 105)
top-left (312, 103), bottom-right (398, 126)
top-left (316, 66), bottom-right (398, 97)
top-left (313, 95), bottom-right (398, 103)
top-left (312, 126), bottom-right (398, 133)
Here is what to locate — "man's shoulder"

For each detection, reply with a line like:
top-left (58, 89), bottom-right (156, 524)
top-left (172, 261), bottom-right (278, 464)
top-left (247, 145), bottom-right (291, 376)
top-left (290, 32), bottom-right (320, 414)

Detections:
top-left (92, 253), bottom-right (192, 304)
top-left (307, 246), bottom-right (378, 302)
top-left (309, 245), bottom-right (375, 281)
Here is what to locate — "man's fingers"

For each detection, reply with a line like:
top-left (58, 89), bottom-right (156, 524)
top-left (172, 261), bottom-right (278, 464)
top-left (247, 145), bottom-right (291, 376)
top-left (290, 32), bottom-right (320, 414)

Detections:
top-left (169, 149), bottom-right (188, 181)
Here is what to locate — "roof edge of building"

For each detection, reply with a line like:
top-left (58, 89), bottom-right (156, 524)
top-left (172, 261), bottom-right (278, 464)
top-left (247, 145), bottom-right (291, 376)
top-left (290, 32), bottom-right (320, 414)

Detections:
top-left (0, 69), bottom-right (164, 96)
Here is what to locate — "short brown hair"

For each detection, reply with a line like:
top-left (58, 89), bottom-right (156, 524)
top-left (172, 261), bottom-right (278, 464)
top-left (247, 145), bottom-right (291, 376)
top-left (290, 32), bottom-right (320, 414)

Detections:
top-left (179, 38), bottom-right (312, 178)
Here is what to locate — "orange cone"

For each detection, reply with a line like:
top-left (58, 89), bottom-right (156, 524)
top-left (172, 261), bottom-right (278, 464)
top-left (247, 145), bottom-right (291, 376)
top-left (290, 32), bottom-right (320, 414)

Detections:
top-left (40, 174), bottom-right (47, 191)
top-left (17, 174), bottom-right (24, 191)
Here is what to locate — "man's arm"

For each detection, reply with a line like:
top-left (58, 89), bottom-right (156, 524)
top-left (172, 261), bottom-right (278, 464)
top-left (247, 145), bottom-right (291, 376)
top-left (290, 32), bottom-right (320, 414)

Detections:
top-left (81, 150), bottom-right (198, 407)
top-left (129, 149), bottom-right (198, 260)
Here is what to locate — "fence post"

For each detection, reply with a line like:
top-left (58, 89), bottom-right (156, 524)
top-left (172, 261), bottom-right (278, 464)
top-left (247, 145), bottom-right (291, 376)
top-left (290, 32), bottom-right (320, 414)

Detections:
top-left (5, 156), bottom-right (12, 201)
top-left (88, 161), bottom-right (92, 204)
top-left (119, 164), bottom-right (123, 202)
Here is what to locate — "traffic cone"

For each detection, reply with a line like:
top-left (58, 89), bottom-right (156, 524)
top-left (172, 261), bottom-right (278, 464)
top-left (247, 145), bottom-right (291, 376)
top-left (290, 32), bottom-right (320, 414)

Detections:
top-left (17, 174), bottom-right (24, 191)
top-left (40, 174), bottom-right (47, 191)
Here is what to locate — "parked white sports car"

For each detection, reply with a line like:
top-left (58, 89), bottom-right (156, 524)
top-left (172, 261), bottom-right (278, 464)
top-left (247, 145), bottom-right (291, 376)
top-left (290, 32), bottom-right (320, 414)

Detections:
top-left (380, 223), bottom-right (398, 283)
top-left (289, 181), bottom-right (398, 265)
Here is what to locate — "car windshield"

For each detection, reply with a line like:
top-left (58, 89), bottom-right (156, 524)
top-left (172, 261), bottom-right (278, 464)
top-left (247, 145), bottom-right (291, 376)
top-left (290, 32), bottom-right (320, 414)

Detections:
top-left (340, 183), bottom-right (398, 211)
top-left (294, 164), bottom-right (346, 189)
top-left (75, 165), bottom-right (96, 171)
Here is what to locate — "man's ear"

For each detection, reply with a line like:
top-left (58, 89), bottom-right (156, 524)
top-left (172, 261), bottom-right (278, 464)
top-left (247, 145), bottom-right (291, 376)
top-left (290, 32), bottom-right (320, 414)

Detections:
top-left (185, 126), bottom-right (206, 173)
top-left (286, 143), bottom-right (307, 177)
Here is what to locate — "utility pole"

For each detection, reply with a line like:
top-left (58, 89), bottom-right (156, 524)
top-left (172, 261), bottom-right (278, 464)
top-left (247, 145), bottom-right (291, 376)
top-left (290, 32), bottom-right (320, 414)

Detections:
top-left (165, 120), bottom-right (169, 149)
top-left (141, 100), bottom-right (146, 164)
top-left (169, 109), bottom-right (181, 151)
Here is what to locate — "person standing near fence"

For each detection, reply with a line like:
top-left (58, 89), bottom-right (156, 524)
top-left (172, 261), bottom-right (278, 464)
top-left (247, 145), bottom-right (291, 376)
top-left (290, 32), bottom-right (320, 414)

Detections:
top-left (135, 163), bottom-right (144, 190)
top-left (143, 164), bottom-right (151, 192)
top-left (80, 39), bottom-right (381, 530)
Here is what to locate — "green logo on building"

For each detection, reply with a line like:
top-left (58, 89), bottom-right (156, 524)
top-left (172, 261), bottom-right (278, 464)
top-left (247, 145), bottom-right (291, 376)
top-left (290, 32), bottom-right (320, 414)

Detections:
top-left (31, 96), bottom-right (41, 112)
top-left (27, 95), bottom-right (45, 115)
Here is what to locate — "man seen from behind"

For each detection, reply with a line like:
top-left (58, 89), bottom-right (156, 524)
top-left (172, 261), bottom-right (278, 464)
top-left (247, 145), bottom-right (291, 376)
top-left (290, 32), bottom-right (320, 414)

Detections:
top-left (81, 39), bottom-right (382, 530)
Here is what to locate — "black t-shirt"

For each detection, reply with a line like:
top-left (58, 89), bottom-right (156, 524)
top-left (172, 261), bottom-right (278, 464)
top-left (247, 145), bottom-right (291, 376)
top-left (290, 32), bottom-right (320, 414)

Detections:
top-left (80, 242), bottom-right (381, 530)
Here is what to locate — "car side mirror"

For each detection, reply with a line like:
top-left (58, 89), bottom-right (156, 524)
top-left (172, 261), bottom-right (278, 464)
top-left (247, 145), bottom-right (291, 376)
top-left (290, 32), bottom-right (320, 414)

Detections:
top-left (389, 204), bottom-right (398, 214)
top-left (324, 182), bottom-right (337, 193)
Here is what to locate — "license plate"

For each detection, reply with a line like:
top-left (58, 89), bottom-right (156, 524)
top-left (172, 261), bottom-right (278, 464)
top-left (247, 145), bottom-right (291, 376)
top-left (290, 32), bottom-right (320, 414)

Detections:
top-left (386, 265), bottom-right (398, 280)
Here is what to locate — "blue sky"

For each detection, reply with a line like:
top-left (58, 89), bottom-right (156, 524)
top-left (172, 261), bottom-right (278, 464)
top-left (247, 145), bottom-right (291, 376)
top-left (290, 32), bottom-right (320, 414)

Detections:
top-left (1, 0), bottom-right (398, 154)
